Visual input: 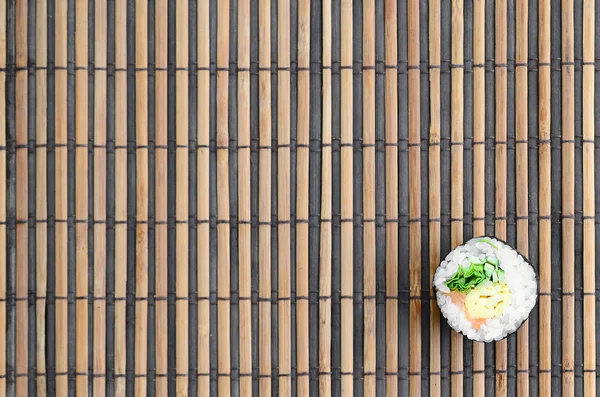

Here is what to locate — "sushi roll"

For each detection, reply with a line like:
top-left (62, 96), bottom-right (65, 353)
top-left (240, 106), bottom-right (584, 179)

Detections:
top-left (433, 236), bottom-right (538, 342)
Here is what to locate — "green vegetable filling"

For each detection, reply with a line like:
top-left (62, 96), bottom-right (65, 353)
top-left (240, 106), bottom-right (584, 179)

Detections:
top-left (445, 255), bottom-right (506, 292)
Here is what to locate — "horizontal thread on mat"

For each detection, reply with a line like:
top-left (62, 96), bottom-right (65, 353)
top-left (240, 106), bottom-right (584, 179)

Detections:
top-left (194, 135), bottom-right (589, 152)
top-left (11, 212), bottom-right (595, 229)
top-left (4, 58), bottom-right (600, 77)
top-left (7, 368), bottom-right (506, 382)
top-left (19, 135), bottom-right (588, 155)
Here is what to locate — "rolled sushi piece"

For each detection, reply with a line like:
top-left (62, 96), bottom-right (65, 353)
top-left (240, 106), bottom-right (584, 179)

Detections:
top-left (433, 236), bottom-right (537, 342)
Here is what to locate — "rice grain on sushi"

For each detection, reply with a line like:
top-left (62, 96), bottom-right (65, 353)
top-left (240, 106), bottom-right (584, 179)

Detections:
top-left (433, 236), bottom-right (538, 342)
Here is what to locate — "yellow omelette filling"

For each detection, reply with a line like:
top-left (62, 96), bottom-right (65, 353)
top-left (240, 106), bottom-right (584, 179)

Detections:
top-left (464, 281), bottom-right (512, 319)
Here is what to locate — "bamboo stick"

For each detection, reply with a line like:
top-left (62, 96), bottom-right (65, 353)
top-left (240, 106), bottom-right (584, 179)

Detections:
top-left (237, 0), bottom-right (251, 394)
top-left (135, 1), bottom-right (149, 395)
top-left (114, 0), bottom-right (128, 394)
top-left (94, 1), bottom-right (108, 395)
top-left (385, 0), bottom-right (398, 395)
top-left (428, 0), bottom-right (441, 394)
top-left (155, 0), bottom-right (168, 395)
top-left (278, 0), bottom-right (292, 395)
top-left (495, 0), bottom-right (508, 395)
top-left (259, 0), bottom-right (272, 393)
top-left (75, 0), bottom-right (89, 393)
top-left (0, 1), bottom-right (6, 394)
top-left (296, 1), bottom-right (311, 394)
top-left (408, 0), bottom-right (422, 395)
top-left (538, 0), bottom-right (551, 393)
top-left (561, 0), bottom-right (575, 394)
top-left (36, 0), bottom-right (48, 394)
top-left (15, 1), bottom-right (28, 395)
top-left (176, 1), bottom-right (189, 395)
top-left (472, 0), bottom-right (485, 394)
top-left (216, 1), bottom-right (231, 395)
top-left (363, 1), bottom-right (376, 394)
top-left (582, 0), bottom-right (595, 395)
top-left (55, 0), bottom-right (69, 394)
top-left (319, 0), bottom-right (333, 395)
top-left (450, 1), bottom-right (464, 395)
top-left (340, 1), bottom-right (353, 395)
top-left (515, 0), bottom-right (529, 395)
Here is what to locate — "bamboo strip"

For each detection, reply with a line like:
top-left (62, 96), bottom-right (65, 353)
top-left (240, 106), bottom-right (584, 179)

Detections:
top-left (0, 1), bottom-right (6, 395)
top-left (538, 0), bottom-right (551, 393)
top-left (472, 0), bottom-right (486, 395)
top-left (582, 0), bottom-right (595, 395)
top-left (452, 55), bottom-right (467, 389)
top-left (296, 1), bottom-right (311, 394)
top-left (75, 0), bottom-right (89, 393)
top-left (408, 1), bottom-right (422, 395)
top-left (340, 1), bottom-right (353, 395)
top-left (561, 0), bottom-right (575, 394)
top-left (197, 0), bottom-right (210, 394)
top-left (15, 1), bottom-right (28, 395)
top-left (428, 0), bottom-right (441, 394)
top-left (278, 0), bottom-right (292, 395)
top-left (55, 0), bottom-right (69, 394)
top-left (114, 0), bottom-right (128, 394)
top-left (363, 1), bottom-right (376, 394)
top-left (175, 1), bottom-right (189, 395)
top-left (36, 0), bottom-right (48, 395)
top-left (450, 1), bottom-right (464, 395)
top-left (319, 0), bottom-right (333, 395)
top-left (135, 1), bottom-right (149, 395)
top-left (237, 0), bottom-right (251, 395)
top-left (155, 0), bottom-right (168, 395)
top-left (94, 1), bottom-right (108, 395)
top-left (495, 0), bottom-right (508, 395)
top-left (216, 1), bottom-right (231, 395)
top-left (515, 0), bottom-right (529, 395)
top-left (385, 0), bottom-right (398, 395)
top-left (259, 0), bottom-right (272, 393)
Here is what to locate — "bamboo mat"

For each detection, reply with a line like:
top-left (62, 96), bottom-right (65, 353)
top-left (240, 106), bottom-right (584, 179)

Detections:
top-left (0, 0), bottom-right (598, 396)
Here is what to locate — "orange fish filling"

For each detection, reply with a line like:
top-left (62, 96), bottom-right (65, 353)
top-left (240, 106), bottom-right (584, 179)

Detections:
top-left (443, 291), bottom-right (490, 330)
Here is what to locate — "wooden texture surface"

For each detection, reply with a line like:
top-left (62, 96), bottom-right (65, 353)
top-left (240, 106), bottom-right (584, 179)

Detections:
top-left (0, 2), bottom-right (595, 396)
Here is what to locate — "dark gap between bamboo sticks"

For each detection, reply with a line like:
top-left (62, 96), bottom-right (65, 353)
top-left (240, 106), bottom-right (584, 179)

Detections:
top-left (562, 0), bottom-right (576, 395)
top-left (0, 0), bottom-right (6, 393)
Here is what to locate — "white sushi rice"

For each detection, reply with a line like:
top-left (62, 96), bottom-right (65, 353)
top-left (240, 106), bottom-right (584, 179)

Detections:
top-left (433, 236), bottom-right (538, 342)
